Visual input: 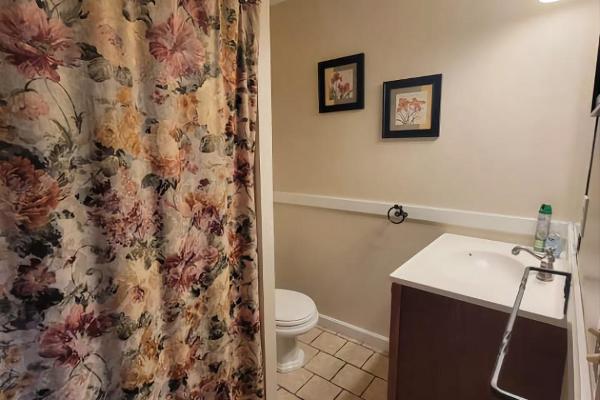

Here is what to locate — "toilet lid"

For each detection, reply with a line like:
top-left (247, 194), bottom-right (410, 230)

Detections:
top-left (275, 289), bottom-right (317, 326)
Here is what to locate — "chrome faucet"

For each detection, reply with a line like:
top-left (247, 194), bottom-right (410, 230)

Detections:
top-left (511, 246), bottom-right (555, 282)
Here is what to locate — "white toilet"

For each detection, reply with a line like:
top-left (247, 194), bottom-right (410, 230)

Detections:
top-left (275, 289), bottom-right (319, 373)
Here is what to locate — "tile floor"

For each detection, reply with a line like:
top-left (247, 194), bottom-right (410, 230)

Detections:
top-left (277, 327), bottom-right (389, 400)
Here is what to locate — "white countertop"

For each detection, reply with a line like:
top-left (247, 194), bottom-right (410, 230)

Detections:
top-left (390, 233), bottom-right (570, 326)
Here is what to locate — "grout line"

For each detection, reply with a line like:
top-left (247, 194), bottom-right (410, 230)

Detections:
top-left (327, 325), bottom-right (388, 356)
top-left (358, 355), bottom-right (370, 369)
top-left (363, 352), bottom-right (375, 367)
top-left (298, 327), bottom-right (324, 346)
top-left (329, 360), bottom-right (347, 382)
top-left (361, 353), bottom-right (390, 381)
top-left (305, 352), bottom-right (346, 381)
top-left (278, 387), bottom-right (299, 398)
top-left (359, 375), bottom-right (376, 398)
top-left (284, 327), bottom-right (388, 400)
top-left (293, 371), bottom-right (315, 397)
top-left (335, 342), bottom-right (375, 369)
top-left (297, 346), bottom-right (388, 383)
top-left (307, 329), bottom-right (324, 345)
top-left (300, 373), bottom-right (346, 399)
top-left (322, 376), bottom-right (354, 398)
top-left (309, 343), bottom-right (380, 380)
top-left (297, 363), bottom-right (383, 400)
top-left (315, 354), bottom-right (376, 398)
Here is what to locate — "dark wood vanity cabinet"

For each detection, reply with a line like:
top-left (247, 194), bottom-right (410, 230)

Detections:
top-left (387, 284), bottom-right (567, 400)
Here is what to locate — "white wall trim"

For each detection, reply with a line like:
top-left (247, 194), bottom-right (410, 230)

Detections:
top-left (274, 191), bottom-right (571, 237)
top-left (567, 223), bottom-right (596, 400)
top-left (257, 3), bottom-right (277, 400)
top-left (318, 314), bottom-right (389, 354)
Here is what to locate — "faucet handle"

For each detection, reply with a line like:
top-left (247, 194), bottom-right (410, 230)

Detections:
top-left (543, 248), bottom-right (556, 262)
top-left (540, 248), bottom-right (555, 272)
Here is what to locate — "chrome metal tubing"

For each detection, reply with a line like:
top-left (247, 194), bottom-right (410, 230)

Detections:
top-left (490, 267), bottom-right (572, 400)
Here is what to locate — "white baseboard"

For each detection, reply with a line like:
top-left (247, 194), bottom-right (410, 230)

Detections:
top-left (318, 314), bottom-right (389, 354)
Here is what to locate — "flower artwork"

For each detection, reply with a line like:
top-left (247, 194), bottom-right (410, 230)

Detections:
top-left (382, 74), bottom-right (442, 138)
top-left (318, 53), bottom-right (364, 112)
top-left (328, 70), bottom-right (354, 102)
top-left (395, 93), bottom-right (428, 126)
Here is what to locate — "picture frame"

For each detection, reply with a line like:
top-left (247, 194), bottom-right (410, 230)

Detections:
top-left (382, 74), bottom-right (442, 139)
top-left (318, 53), bottom-right (364, 113)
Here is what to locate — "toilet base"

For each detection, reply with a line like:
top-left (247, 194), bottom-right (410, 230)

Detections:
top-left (277, 336), bottom-right (305, 373)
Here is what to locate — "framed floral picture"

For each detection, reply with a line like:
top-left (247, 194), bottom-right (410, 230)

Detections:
top-left (318, 53), bottom-right (364, 113)
top-left (382, 74), bottom-right (442, 138)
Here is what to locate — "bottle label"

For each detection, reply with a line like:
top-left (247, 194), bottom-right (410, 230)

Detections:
top-left (534, 239), bottom-right (545, 252)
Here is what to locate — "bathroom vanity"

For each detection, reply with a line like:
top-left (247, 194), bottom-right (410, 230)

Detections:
top-left (387, 234), bottom-right (569, 400)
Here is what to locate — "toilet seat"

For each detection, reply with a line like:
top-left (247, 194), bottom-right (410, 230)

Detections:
top-left (275, 289), bottom-right (317, 327)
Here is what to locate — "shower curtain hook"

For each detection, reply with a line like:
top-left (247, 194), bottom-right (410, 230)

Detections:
top-left (387, 204), bottom-right (408, 224)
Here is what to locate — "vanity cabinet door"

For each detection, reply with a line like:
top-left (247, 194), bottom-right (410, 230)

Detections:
top-left (387, 284), bottom-right (566, 400)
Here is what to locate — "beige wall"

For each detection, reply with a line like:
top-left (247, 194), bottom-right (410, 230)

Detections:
top-left (275, 204), bottom-right (533, 336)
top-left (271, 0), bottom-right (599, 336)
top-left (272, 0), bottom-right (598, 219)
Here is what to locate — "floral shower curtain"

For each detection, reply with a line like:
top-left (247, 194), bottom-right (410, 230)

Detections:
top-left (0, 0), bottom-right (263, 398)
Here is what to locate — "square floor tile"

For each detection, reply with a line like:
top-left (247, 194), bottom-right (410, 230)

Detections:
top-left (362, 377), bottom-right (387, 400)
top-left (277, 388), bottom-right (300, 400)
top-left (298, 327), bottom-right (322, 344)
top-left (277, 368), bottom-right (312, 393)
top-left (296, 375), bottom-right (341, 400)
top-left (305, 351), bottom-right (344, 380)
top-left (335, 390), bottom-right (362, 400)
top-left (331, 364), bottom-right (373, 396)
top-left (299, 342), bottom-right (319, 365)
top-left (335, 341), bottom-right (373, 367)
top-left (362, 353), bottom-right (389, 380)
top-left (311, 331), bottom-right (346, 354)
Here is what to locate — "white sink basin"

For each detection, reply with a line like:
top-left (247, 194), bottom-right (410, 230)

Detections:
top-left (390, 234), bottom-right (570, 325)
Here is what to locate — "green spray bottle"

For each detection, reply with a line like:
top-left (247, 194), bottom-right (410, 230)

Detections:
top-left (533, 204), bottom-right (552, 252)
